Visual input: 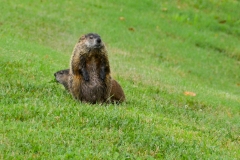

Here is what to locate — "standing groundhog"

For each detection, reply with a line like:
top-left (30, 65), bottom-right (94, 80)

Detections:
top-left (54, 69), bottom-right (125, 103)
top-left (69, 33), bottom-right (112, 103)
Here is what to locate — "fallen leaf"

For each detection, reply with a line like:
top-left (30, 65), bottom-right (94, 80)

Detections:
top-left (184, 91), bottom-right (196, 96)
top-left (128, 27), bottom-right (135, 32)
top-left (219, 20), bottom-right (227, 24)
top-left (161, 8), bottom-right (168, 12)
top-left (119, 17), bottom-right (125, 21)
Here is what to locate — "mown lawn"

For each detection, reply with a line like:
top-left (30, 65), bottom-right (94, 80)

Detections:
top-left (0, 0), bottom-right (239, 159)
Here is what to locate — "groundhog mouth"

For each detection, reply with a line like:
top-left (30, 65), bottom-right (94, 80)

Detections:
top-left (88, 45), bottom-right (103, 53)
top-left (93, 44), bottom-right (103, 49)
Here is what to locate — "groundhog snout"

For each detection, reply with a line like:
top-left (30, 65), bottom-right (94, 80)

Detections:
top-left (93, 37), bottom-right (102, 48)
top-left (96, 38), bottom-right (101, 44)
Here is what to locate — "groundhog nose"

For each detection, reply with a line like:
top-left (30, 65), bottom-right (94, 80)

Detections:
top-left (96, 38), bottom-right (101, 44)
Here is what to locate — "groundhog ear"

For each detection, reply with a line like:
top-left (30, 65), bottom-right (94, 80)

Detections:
top-left (78, 35), bottom-right (86, 42)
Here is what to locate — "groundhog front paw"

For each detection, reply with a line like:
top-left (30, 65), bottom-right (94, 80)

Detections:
top-left (80, 68), bottom-right (89, 81)
top-left (83, 75), bottom-right (89, 81)
top-left (100, 71), bottom-right (106, 80)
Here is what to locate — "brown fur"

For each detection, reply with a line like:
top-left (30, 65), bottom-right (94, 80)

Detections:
top-left (69, 33), bottom-right (112, 103)
top-left (54, 69), bottom-right (125, 103)
top-left (110, 78), bottom-right (125, 103)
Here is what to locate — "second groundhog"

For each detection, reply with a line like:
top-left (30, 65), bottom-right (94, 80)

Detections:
top-left (69, 33), bottom-right (112, 103)
top-left (54, 69), bottom-right (125, 103)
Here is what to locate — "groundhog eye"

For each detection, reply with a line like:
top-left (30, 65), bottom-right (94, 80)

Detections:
top-left (89, 36), bottom-right (93, 39)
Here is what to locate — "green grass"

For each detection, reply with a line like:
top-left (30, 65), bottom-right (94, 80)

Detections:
top-left (1, 0), bottom-right (240, 159)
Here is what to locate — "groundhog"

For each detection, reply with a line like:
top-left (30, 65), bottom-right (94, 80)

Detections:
top-left (69, 33), bottom-right (112, 103)
top-left (54, 69), bottom-right (125, 103)
top-left (54, 69), bottom-right (70, 91)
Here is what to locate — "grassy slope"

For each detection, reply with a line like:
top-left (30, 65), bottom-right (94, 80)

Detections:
top-left (0, 0), bottom-right (239, 159)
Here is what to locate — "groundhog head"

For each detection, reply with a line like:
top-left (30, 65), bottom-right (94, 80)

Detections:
top-left (79, 33), bottom-right (104, 49)
top-left (54, 69), bottom-right (70, 90)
